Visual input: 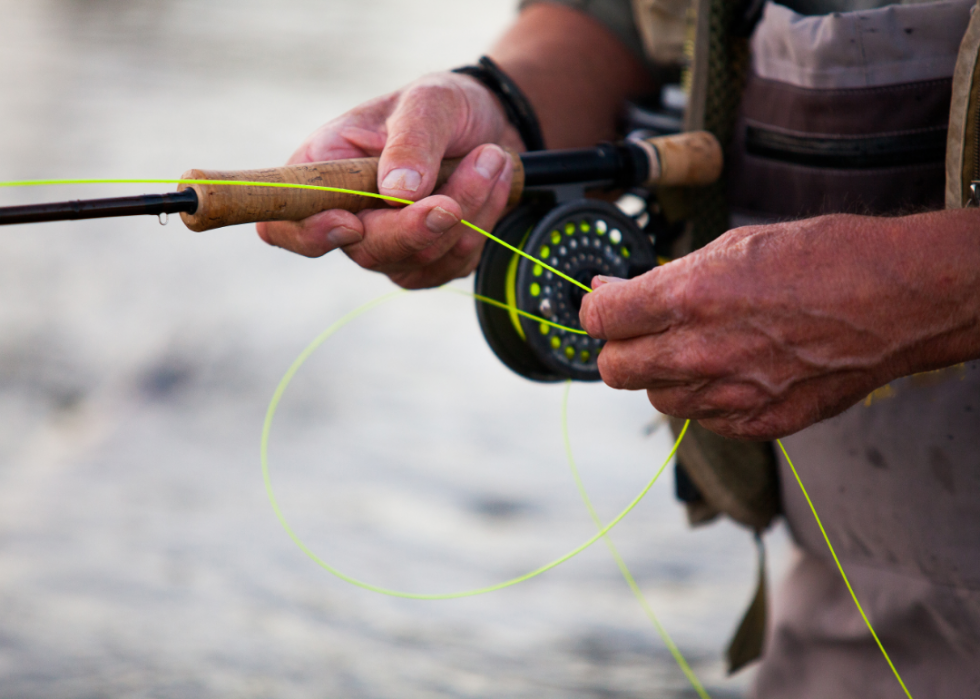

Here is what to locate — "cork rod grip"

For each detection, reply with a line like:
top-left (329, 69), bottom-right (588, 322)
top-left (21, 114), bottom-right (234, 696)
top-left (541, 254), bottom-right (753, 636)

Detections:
top-left (178, 152), bottom-right (525, 232)
top-left (639, 131), bottom-right (723, 187)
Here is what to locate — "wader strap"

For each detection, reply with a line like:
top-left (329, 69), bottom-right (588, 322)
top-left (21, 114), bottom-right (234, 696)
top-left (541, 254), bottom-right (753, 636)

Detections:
top-left (726, 533), bottom-right (768, 674)
top-left (946, 0), bottom-right (980, 208)
top-left (684, 0), bottom-right (750, 250)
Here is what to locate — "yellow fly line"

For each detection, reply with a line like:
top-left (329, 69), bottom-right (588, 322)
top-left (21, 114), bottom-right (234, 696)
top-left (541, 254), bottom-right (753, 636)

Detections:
top-left (259, 288), bottom-right (689, 600)
top-left (0, 176), bottom-right (913, 698)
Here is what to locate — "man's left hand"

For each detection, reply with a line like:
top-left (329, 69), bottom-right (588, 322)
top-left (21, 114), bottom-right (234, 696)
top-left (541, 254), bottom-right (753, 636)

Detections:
top-left (579, 211), bottom-right (980, 440)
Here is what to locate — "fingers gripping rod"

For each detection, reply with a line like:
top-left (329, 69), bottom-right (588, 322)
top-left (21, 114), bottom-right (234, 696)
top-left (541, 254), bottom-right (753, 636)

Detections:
top-left (0, 132), bottom-right (722, 230)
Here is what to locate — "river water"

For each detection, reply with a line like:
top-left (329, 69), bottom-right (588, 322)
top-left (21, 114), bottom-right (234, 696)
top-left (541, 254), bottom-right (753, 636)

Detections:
top-left (0, 1), bottom-right (792, 696)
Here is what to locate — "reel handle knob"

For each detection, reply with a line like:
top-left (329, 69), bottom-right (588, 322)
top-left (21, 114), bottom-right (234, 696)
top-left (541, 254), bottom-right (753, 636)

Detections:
top-left (178, 151), bottom-right (525, 232)
top-left (635, 131), bottom-right (723, 187)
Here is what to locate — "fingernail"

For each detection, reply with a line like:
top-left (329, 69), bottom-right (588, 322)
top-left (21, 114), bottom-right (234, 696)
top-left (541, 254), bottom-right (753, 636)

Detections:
top-left (325, 226), bottom-right (362, 247)
top-left (425, 206), bottom-right (459, 234)
top-left (474, 145), bottom-right (506, 180)
top-left (380, 168), bottom-right (422, 192)
top-left (593, 275), bottom-right (627, 288)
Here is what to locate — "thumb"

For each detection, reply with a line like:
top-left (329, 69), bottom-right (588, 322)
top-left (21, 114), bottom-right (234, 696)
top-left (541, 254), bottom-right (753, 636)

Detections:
top-left (377, 82), bottom-right (464, 201)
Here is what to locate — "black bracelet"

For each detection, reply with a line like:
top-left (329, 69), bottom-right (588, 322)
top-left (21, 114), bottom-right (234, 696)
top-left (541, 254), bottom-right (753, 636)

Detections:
top-left (452, 56), bottom-right (546, 152)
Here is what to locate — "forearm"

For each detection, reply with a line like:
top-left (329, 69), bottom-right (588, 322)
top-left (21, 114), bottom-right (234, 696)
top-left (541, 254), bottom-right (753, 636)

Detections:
top-left (580, 206), bottom-right (980, 440)
top-left (489, 3), bottom-right (656, 149)
top-left (874, 207), bottom-right (980, 379)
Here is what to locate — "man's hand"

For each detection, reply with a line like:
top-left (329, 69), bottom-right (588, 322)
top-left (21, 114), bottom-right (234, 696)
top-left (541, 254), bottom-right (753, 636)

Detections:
top-left (257, 72), bottom-right (522, 289)
top-left (256, 2), bottom-right (656, 289)
top-left (580, 211), bottom-right (980, 440)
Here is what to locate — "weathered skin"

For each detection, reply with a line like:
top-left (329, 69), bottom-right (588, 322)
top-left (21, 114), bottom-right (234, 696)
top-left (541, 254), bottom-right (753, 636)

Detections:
top-left (256, 74), bottom-right (521, 288)
top-left (580, 209), bottom-right (980, 440)
top-left (259, 1), bottom-right (980, 439)
top-left (257, 3), bottom-right (653, 289)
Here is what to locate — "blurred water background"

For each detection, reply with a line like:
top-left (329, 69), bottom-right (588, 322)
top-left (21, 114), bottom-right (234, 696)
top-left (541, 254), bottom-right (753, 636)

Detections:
top-left (0, 1), bottom-right (793, 696)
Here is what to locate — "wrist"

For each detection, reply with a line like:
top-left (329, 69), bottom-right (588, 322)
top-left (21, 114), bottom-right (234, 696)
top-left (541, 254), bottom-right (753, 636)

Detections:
top-left (866, 209), bottom-right (980, 379)
top-left (452, 56), bottom-right (544, 152)
top-left (450, 72), bottom-right (527, 154)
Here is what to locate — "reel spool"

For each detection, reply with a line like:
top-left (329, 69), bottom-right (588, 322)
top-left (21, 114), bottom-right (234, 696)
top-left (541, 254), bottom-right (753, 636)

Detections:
top-left (475, 198), bottom-right (657, 382)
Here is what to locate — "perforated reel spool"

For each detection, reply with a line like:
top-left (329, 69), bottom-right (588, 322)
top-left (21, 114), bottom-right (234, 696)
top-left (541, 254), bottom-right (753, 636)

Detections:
top-left (475, 199), bottom-right (657, 382)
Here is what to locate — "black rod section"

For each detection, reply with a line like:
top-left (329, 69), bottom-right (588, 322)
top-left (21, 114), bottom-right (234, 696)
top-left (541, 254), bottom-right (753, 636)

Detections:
top-left (519, 142), bottom-right (649, 189)
top-left (0, 190), bottom-right (198, 226)
top-left (0, 142), bottom-right (651, 227)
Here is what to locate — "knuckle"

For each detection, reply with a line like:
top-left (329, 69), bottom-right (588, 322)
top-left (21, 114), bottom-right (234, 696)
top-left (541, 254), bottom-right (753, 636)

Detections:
top-left (345, 246), bottom-right (382, 271)
top-left (392, 84), bottom-right (460, 135)
top-left (449, 232), bottom-right (485, 261)
top-left (674, 348), bottom-right (710, 380)
top-left (260, 223), bottom-right (327, 258)
top-left (579, 295), bottom-right (606, 339)
top-left (256, 223), bottom-right (277, 247)
top-left (385, 127), bottom-right (435, 156)
top-left (388, 271), bottom-right (426, 290)
top-left (407, 81), bottom-right (459, 107)
top-left (383, 230), bottom-right (442, 265)
top-left (674, 271), bottom-right (707, 319)
top-left (647, 389), bottom-right (685, 417)
top-left (452, 182), bottom-right (491, 214)
top-left (410, 240), bottom-right (452, 267)
top-left (597, 347), bottom-right (630, 389)
top-left (396, 226), bottom-right (441, 258)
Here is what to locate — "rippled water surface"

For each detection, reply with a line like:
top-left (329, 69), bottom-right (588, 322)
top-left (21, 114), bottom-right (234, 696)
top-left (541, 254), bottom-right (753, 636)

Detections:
top-left (0, 2), bottom-right (791, 696)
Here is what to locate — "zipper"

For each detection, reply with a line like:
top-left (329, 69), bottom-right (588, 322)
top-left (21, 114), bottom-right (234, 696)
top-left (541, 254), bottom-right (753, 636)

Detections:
top-left (745, 125), bottom-right (948, 170)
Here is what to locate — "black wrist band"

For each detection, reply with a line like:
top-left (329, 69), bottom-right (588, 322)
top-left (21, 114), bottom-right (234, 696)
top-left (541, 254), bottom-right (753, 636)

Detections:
top-left (452, 56), bottom-right (546, 152)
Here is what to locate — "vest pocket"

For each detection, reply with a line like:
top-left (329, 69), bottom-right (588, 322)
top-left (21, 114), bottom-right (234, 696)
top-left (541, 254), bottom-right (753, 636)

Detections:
top-left (744, 124), bottom-right (948, 170)
top-left (729, 74), bottom-right (953, 218)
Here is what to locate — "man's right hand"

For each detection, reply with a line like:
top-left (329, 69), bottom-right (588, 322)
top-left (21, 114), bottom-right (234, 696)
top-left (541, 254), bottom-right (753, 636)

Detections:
top-left (257, 72), bottom-right (524, 289)
top-left (257, 1), bottom-right (656, 288)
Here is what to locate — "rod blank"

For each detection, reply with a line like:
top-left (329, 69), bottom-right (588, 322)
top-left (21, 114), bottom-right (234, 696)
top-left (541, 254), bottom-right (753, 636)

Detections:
top-left (0, 131), bottom-right (722, 229)
top-left (0, 190), bottom-right (198, 226)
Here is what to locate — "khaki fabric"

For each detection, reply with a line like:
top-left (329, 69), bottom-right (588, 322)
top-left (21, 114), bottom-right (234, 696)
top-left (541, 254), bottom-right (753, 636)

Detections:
top-left (670, 417), bottom-right (780, 531)
top-left (729, 0), bottom-right (971, 220)
top-left (757, 362), bottom-right (980, 697)
top-left (519, 0), bottom-right (980, 686)
top-left (631, 0), bottom-right (691, 64)
top-left (519, 0), bottom-right (653, 70)
top-left (946, 0), bottom-right (980, 207)
top-left (751, 0), bottom-right (972, 89)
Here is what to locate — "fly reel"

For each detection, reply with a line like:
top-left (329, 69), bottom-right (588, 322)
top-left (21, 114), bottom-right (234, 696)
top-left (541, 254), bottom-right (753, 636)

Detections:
top-left (475, 198), bottom-right (658, 382)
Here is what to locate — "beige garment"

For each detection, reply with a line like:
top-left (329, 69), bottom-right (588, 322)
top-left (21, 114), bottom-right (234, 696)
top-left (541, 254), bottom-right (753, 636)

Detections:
top-left (946, 0), bottom-right (980, 207)
top-left (739, 4), bottom-right (980, 694)
top-left (754, 362), bottom-right (980, 697)
top-left (750, 0), bottom-right (973, 88)
top-left (631, 0), bottom-right (690, 64)
top-left (524, 0), bottom-right (980, 691)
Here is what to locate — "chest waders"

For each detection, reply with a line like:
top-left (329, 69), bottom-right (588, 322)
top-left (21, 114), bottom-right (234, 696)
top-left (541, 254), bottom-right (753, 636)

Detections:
top-left (634, 0), bottom-right (980, 674)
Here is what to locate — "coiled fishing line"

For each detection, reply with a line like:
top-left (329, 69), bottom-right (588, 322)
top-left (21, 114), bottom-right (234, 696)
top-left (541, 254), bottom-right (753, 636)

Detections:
top-left (260, 287), bottom-right (688, 599)
top-left (0, 177), bottom-right (912, 698)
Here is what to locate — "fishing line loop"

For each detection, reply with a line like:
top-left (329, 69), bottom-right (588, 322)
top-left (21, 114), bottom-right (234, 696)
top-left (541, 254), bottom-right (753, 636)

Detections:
top-left (260, 287), bottom-right (689, 599)
top-left (0, 176), bottom-right (912, 696)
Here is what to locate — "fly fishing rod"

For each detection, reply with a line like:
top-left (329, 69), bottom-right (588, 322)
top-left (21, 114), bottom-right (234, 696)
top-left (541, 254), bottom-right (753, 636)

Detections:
top-left (0, 131), bottom-right (722, 383)
top-left (0, 132), bottom-right (720, 229)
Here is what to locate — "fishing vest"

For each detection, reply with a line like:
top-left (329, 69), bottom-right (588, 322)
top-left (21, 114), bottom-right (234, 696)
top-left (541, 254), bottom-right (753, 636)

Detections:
top-left (631, 0), bottom-right (980, 673)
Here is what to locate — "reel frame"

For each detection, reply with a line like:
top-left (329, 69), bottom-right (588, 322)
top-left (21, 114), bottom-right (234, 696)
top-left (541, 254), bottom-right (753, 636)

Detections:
top-left (474, 195), bottom-right (660, 383)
